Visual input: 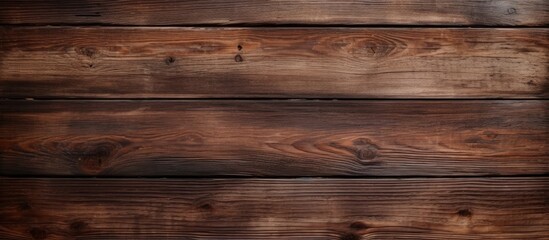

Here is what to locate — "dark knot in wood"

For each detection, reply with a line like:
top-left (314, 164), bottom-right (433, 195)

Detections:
top-left (457, 208), bottom-right (473, 218)
top-left (353, 138), bottom-right (378, 160)
top-left (234, 54), bottom-right (243, 62)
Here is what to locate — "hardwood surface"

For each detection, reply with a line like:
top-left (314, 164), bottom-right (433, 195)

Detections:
top-left (1, 100), bottom-right (547, 177)
top-left (1, 27), bottom-right (547, 99)
top-left (1, 177), bottom-right (547, 239)
top-left (1, 1), bottom-right (547, 239)
top-left (0, 0), bottom-right (547, 26)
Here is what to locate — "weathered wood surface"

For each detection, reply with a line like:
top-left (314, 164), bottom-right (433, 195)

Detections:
top-left (1, 100), bottom-right (547, 176)
top-left (1, 27), bottom-right (547, 99)
top-left (2, 1), bottom-right (548, 240)
top-left (0, 0), bottom-right (547, 26)
top-left (1, 177), bottom-right (547, 239)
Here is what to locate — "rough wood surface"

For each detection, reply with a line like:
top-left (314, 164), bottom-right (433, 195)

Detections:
top-left (2, 1), bottom-right (548, 239)
top-left (0, 0), bottom-right (547, 26)
top-left (1, 177), bottom-right (547, 239)
top-left (1, 100), bottom-right (547, 177)
top-left (1, 27), bottom-right (548, 99)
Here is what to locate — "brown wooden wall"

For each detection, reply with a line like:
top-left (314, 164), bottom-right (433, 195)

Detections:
top-left (1, 1), bottom-right (548, 239)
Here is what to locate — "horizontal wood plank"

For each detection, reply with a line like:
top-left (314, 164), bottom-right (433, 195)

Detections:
top-left (1, 100), bottom-right (547, 176)
top-left (1, 27), bottom-right (547, 99)
top-left (0, 0), bottom-right (547, 26)
top-left (1, 177), bottom-right (547, 239)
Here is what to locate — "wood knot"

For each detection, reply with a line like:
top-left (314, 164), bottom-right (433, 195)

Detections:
top-left (70, 220), bottom-right (88, 233)
top-left (352, 40), bottom-right (398, 57)
top-left (234, 54), bottom-right (244, 62)
top-left (29, 227), bottom-right (48, 240)
top-left (179, 133), bottom-right (204, 146)
top-left (77, 145), bottom-right (111, 171)
top-left (349, 221), bottom-right (368, 230)
top-left (199, 203), bottom-right (213, 211)
top-left (70, 141), bottom-right (120, 173)
top-left (79, 47), bottom-right (97, 57)
top-left (237, 45), bottom-right (243, 51)
top-left (506, 7), bottom-right (517, 15)
top-left (165, 56), bottom-right (176, 65)
top-left (465, 131), bottom-right (500, 146)
top-left (340, 232), bottom-right (362, 240)
top-left (457, 208), bottom-right (472, 218)
top-left (62, 138), bottom-right (130, 174)
top-left (353, 138), bottom-right (378, 161)
top-left (482, 131), bottom-right (498, 140)
top-left (331, 41), bottom-right (350, 49)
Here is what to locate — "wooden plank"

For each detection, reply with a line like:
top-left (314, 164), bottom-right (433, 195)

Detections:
top-left (1, 177), bottom-right (547, 239)
top-left (1, 100), bottom-right (547, 176)
top-left (1, 27), bottom-right (547, 99)
top-left (0, 0), bottom-right (547, 26)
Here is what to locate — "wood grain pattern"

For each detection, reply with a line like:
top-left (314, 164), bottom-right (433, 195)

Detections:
top-left (0, 0), bottom-right (547, 26)
top-left (1, 177), bottom-right (547, 239)
top-left (1, 27), bottom-right (547, 99)
top-left (1, 100), bottom-right (547, 176)
top-left (2, 2), bottom-right (547, 239)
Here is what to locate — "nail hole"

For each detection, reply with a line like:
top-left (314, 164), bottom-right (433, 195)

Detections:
top-left (165, 56), bottom-right (176, 65)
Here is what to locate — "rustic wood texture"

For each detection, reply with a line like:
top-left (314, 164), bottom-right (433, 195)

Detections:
top-left (1, 27), bottom-right (547, 99)
top-left (1, 177), bottom-right (547, 239)
top-left (0, 0), bottom-right (547, 26)
top-left (2, 1), bottom-right (548, 240)
top-left (1, 100), bottom-right (547, 177)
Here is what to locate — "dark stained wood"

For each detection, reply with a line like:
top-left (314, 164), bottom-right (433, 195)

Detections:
top-left (2, 2), bottom-right (547, 239)
top-left (1, 27), bottom-right (547, 99)
top-left (1, 177), bottom-right (547, 239)
top-left (0, 0), bottom-right (547, 26)
top-left (1, 100), bottom-right (547, 177)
